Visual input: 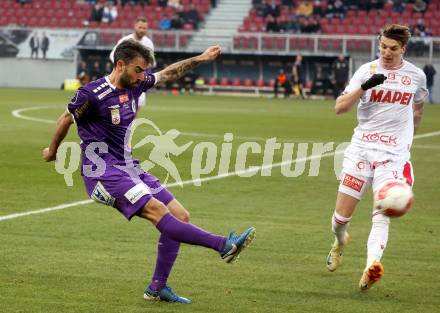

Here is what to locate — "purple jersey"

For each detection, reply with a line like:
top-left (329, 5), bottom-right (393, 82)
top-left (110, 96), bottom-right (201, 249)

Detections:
top-left (67, 73), bottom-right (156, 170)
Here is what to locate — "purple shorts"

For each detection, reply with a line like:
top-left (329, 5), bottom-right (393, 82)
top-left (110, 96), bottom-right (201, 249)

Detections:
top-left (83, 165), bottom-right (174, 220)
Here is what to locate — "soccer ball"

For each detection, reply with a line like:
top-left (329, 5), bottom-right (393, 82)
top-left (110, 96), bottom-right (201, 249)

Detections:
top-left (374, 180), bottom-right (414, 217)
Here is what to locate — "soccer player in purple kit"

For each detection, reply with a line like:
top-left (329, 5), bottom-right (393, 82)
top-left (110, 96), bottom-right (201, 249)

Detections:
top-left (42, 40), bottom-right (256, 304)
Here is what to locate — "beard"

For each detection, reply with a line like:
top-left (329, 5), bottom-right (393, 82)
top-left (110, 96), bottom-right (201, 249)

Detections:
top-left (119, 70), bottom-right (139, 89)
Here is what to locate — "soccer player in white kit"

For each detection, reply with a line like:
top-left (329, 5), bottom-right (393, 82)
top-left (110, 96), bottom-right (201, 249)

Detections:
top-left (110, 16), bottom-right (155, 108)
top-left (326, 24), bottom-right (428, 290)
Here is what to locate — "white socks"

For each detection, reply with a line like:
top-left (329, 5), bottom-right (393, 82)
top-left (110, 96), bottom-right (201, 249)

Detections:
top-left (366, 212), bottom-right (390, 270)
top-left (332, 211), bottom-right (352, 245)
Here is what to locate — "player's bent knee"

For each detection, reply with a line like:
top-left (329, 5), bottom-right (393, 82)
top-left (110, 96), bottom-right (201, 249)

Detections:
top-left (178, 210), bottom-right (190, 223)
top-left (140, 198), bottom-right (169, 224)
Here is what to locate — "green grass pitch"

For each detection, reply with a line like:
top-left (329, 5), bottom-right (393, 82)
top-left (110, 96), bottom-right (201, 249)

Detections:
top-left (0, 88), bottom-right (439, 313)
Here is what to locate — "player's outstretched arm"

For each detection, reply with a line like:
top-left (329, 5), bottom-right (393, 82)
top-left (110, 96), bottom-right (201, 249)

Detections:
top-left (335, 74), bottom-right (386, 114)
top-left (42, 111), bottom-right (74, 162)
top-left (155, 45), bottom-right (221, 83)
top-left (413, 102), bottom-right (424, 134)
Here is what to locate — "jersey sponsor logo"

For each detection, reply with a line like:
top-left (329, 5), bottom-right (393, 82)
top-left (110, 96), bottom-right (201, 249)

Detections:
top-left (108, 104), bottom-right (120, 109)
top-left (124, 183), bottom-right (151, 204)
top-left (342, 174), bottom-right (364, 192)
top-left (91, 182), bottom-right (115, 206)
top-left (387, 73), bottom-right (396, 80)
top-left (97, 88), bottom-right (112, 100)
top-left (369, 89), bottom-right (413, 105)
top-left (401, 76), bottom-right (411, 85)
top-left (361, 132), bottom-right (398, 145)
top-left (74, 101), bottom-right (91, 119)
top-left (119, 94), bottom-right (129, 103)
top-left (111, 109), bottom-right (120, 125)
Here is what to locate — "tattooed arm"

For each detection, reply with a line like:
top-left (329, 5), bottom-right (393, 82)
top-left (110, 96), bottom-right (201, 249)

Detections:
top-left (155, 45), bottom-right (221, 83)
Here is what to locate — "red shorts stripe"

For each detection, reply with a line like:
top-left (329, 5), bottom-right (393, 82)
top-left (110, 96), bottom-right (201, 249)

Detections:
top-left (403, 161), bottom-right (414, 187)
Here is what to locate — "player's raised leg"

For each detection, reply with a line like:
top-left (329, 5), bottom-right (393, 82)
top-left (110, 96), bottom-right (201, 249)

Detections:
top-left (139, 198), bottom-right (255, 261)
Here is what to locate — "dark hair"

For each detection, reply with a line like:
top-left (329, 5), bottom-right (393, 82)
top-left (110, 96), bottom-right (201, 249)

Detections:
top-left (379, 24), bottom-right (411, 47)
top-left (113, 39), bottom-right (155, 67)
top-left (135, 16), bottom-right (147, 24)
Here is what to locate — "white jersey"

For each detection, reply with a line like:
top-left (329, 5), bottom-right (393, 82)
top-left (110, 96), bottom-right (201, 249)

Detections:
top-left (109, 33), bottom-right (155, 63)
top-left (344, 59), bottom-right (428, 156)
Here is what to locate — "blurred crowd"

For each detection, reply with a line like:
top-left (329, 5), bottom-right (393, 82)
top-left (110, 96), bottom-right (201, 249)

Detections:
top-left (252, 0), bottom-right (432, 34)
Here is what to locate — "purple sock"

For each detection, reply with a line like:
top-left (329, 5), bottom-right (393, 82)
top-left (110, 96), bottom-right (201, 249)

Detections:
top-left (156, 213), bottom-right (226, 252)
top-left (149, 235), bottom-right (180, 291)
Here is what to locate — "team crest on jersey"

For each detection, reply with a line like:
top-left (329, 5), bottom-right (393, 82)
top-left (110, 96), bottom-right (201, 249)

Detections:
top-left (111, 109), bottom-right (120, 125)
top-left (401, 76), bottom-right (411, 85)
top-left (119, 94), bottom-right (129, 103)
top-left (369, 64), bottom-right (377, 75)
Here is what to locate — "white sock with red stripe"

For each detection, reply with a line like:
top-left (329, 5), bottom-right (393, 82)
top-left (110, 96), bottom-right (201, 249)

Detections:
top-left (366, 211), bottom-right (390, 270)
top-left (332, 211), bottom-right (352, 245)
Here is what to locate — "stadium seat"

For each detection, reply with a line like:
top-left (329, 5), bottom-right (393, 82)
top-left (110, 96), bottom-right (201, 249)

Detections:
top-left (219, 78), bottom-right (230, 86)
top-left (232, 78), bottom-right (241, 86)
top-left (243, 79), bottom-right (253, 87)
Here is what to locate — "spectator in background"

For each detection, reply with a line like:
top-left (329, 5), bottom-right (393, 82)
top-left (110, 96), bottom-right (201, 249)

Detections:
top-left (292, 54), bottom-right (306, 98)
top-left (313, 0), bottom-right (324, 17)
top-left (266, 15), bottom-right (280, 32)
top-left (170, 13), bottom-right (184, 29)
top-left (101, 3), bottom-right (118, 23)
top-left (76, 61), bottom-right (90, 85)
top-left (278, 15), bottom-right (290, 33)
top-left (264, 0), bottom-right (280, 18)
top-left (413, 0), bottom-right (427, 13)
top-left (423, 64), bottom-right (436, 104)
top-left (159, 17), bottom-right (172, 30)
top-left (40, 32), bottom-right (49, 60)
top-left (274, 69), bottom-right (291, 98)
top-left (29, 32), bottom-right (39, 58)
top-left (104, 61), bottom-right (113, 75)
top-left (183, 4), bottom-right (200, 29)
top-left (296, 1), bottom-right (314, 17)
top-left (332, 54), bottom-right (349, 99)
top-left (89, 3), bottom-right (103, 23)
top-left (90, 61), bottom-right (101, 82)
top-left (332, 0), bottom-right (346, 19)
top-left (158, 0), bottom-right (168, 7)
top-left (392, 0), bottom-right (406, 13)
top-left (311, 64), bottom-right (331, 96)
top-left (168, 0), bottom-right (182, 9)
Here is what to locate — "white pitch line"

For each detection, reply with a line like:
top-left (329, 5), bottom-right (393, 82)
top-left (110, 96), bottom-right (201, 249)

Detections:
top-left (11, 106), bottom-right (311, 142)
top-left (0, 149), bottom-right (343, 222)
top-left (4, 106), bottom-right (440, 222)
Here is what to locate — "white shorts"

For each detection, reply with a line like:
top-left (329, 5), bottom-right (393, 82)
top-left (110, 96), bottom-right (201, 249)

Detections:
top-left (138, 92), bottom-right (146, 107)
top-left (338, 145), bottom-right (414, 200)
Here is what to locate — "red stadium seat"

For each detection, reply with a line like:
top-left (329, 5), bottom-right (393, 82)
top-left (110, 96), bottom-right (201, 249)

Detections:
top-left (243, 79), bottom-right (253, 87)
top-left (256, 79), bottom-right (265, 87)
top-left (208, 77), bottom-right (217, 86)
top-left (219, 78), bottom-right (230, 86)
top-left (232, 78), bottom-right (241, 86)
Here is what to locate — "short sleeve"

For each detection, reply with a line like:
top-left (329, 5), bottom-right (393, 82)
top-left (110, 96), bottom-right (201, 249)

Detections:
top-left (343, 65), bottom-right (365, 94)
top-left (67, 87), bottom-right (94, 123)
top-left (139, 72), bottom-right (157, 92)
top-left (414, 71), bottom-right (428, 105)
